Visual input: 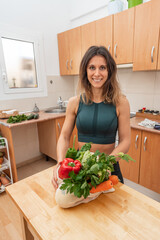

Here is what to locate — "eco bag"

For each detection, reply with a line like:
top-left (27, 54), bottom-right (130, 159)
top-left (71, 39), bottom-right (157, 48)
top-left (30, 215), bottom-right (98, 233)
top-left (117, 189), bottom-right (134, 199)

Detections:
top-left (55, 167), bottom-right (115, 208)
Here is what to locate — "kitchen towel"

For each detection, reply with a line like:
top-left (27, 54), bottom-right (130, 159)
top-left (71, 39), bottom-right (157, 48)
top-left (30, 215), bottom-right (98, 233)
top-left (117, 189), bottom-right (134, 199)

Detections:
top-left (138, 118), bottom-right (159, 129)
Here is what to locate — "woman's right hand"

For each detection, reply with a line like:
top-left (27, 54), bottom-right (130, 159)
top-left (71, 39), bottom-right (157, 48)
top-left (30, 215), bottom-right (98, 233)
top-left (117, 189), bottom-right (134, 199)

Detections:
top-left (52, 164), bottom-right (59, 190)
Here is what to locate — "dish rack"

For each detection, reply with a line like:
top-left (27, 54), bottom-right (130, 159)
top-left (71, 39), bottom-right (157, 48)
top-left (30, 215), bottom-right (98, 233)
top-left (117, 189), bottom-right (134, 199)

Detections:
top-left (0, 137), bottom-right (13, 193)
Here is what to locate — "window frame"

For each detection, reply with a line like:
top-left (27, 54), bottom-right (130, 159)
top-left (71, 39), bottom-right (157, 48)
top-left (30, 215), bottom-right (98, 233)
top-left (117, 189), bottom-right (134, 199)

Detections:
top-left (0, 25), bottom-right (47, 100)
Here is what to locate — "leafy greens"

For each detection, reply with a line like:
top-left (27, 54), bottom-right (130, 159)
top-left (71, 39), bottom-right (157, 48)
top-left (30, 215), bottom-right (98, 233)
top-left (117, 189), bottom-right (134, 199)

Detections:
top-left (60, 143), bottom-right (135, 199)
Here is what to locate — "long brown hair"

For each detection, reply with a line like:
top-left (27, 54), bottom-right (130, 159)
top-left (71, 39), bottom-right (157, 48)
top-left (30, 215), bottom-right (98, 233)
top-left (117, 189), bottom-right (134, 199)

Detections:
top-left (77, 46), bottom-right (122, 105)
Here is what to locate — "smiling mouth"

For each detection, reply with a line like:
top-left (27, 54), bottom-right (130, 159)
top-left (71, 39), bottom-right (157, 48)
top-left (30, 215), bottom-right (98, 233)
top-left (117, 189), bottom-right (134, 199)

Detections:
top-left (92, 78), bottom-right (102, 82)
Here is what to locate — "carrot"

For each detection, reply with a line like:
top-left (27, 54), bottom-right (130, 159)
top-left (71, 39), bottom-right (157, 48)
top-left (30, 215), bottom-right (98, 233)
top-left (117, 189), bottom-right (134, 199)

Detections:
top-left (109, 175), bottom-right (119, 185)
top-left (90, 180), bottom-right (113, 193)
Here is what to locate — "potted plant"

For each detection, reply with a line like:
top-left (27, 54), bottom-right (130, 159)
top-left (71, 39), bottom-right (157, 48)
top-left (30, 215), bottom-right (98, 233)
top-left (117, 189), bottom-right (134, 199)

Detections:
top-left (108, 0), bottom-right (124, 15)
top-left (127, 0), bottom-right (143, 8)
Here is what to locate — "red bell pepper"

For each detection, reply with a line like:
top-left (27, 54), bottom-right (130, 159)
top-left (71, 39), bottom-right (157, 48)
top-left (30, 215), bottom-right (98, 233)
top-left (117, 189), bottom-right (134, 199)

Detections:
top-left (58, 158), bottom-right (81, 179)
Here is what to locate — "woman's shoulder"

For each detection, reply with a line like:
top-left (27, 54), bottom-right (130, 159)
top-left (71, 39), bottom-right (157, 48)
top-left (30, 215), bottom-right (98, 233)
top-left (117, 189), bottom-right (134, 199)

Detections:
top-left (116, 95), bottom-right (130, 116)
top-left (117, 94), bottom-right (129, 106)
top-left (67, 96), bottom-right (80, 114)
top-left (68, 96), bottom-right (80, 105)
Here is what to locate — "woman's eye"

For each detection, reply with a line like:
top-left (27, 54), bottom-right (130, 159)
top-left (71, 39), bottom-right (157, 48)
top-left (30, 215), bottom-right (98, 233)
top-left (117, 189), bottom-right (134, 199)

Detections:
top-left (100, 65), bottom-right (106, 70)
top-left (89, 66), bottom-right (95, 70)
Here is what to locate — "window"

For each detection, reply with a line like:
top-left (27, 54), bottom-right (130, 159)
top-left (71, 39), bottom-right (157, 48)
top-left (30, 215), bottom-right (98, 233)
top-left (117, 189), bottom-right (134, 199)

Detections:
top-left (0, 25), bottom-right (47, 100)
top-left (2, 38), bottom-right (38, 89)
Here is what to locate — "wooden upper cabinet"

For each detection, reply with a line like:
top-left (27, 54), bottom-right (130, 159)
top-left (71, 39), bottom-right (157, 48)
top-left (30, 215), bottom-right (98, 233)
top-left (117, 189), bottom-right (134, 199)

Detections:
top-left (68, 27), bottom-right (82, 75)
top-left (81, 21), bottom-right (96, 57)
top-left (57, 31), bottom-right (70, 75)
top-left (156, 1), bottom-right (160, 70)
top-left (95, 16), bottom-right (113, 55)
top-left (57, 27), bottom-right (81, 75)
top-left (113, 7), bottom-right (135, 64)
top-left (133, 0), bottom-right (160, 71)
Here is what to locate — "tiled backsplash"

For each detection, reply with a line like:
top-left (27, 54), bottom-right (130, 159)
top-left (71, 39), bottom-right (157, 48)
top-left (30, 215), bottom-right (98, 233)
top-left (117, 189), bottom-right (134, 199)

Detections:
top-left (74, 69), bottom-right (160, 112)
top-left (0, 75), bottom-right (75, 112)
top-left (1, 70), bottom-right (159, 113)
top-left (117, 69), bottom-right (160, 112)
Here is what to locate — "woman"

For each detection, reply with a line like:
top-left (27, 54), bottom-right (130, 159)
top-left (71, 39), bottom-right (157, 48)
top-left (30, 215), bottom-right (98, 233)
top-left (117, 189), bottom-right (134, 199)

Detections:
top-left (52, 46), bottom-right (130, 189)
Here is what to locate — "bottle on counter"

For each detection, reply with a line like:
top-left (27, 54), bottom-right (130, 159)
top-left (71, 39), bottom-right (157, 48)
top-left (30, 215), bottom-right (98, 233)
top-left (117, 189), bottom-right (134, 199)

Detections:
top-left (33, 103), bottom-right (39, 113)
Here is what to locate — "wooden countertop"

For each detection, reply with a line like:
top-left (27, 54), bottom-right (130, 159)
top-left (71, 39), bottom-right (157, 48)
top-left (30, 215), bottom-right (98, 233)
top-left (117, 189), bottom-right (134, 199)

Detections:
top-left (0, 111), bottom-right (66, 128)
top-left (6, 167), bottom-right (160, 240)
top-left (130, 117), bottom-right (160, 134)
top-left (0, 111), bottom-right (160, 134)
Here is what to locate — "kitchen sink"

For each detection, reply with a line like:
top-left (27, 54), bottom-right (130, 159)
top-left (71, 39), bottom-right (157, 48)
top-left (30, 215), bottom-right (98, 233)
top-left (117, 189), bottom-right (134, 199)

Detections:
top-left (44, 107), bottom-right (66, 113)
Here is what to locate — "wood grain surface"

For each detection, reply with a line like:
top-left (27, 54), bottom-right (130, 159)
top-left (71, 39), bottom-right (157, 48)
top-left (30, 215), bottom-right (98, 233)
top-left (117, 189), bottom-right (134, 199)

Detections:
top-left (6, 167), bottom-right (160, 240)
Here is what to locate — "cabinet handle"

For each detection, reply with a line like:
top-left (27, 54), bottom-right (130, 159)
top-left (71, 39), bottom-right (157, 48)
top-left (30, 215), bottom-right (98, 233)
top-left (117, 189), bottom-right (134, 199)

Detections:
top-left (143, 137), bottom-right (147, 151)
top-left (151, 46), bottom-right (155, 63)
top-left (108, 45), bottom-right (110, 52)
top-left (70, 59), bottom-right (72, 70)
top-left (57, 122), bottom-right (61, 136)
top-left (114, 44), bottom-right (117, 58)
top-left (66, 60), bottom-right (69, 70)
top-left (135, 134), bottom-right (139, 149)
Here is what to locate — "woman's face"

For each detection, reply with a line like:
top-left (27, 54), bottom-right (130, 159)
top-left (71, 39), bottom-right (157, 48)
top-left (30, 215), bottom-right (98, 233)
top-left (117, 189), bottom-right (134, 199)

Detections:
top-left (87, 55), bottom-right (108, 90)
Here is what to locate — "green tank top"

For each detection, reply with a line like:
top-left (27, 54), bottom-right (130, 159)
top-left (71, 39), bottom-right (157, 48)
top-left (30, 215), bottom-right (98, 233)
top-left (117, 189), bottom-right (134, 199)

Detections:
top-left (76, 98), bottom-right (118, 144)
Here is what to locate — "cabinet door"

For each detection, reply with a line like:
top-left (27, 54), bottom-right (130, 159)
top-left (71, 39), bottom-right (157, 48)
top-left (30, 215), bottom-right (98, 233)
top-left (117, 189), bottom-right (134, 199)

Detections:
top-left (56, 118), bottom-right (78, 149)
top-left (120, 128), bottom-right (142, 183)
top-left (139, 131), bottom-right (160, 193)
top-left (157, 49), bottom-right (160, 70)
top-left (113, 7), bottom-right (134, 64)
top-left (81, 21), bottom-right (96, 57)
top-left (133, 1), bottom-right (160, 71)
top-left (57, 31), bottom-right (70, 75)
top-left (37, 120), bottom-right (57, 160)
top-left (55, 117), bottom-right (65, 143)
top-left (71, 126), bottom-right (78, 150)
top-left (157, 0), bottom-right (160, 69)
top-left (69, 27), bottom-right (82, 75)
top-left (95, 16), bottom-right (113, 55)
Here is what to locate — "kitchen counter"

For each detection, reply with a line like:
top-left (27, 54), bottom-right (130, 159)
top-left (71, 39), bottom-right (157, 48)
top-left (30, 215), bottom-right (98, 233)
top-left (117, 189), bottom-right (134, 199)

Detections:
top-left (0, 111), bottom-right (66, 128)
top-left (0, 111), bottom-right (66, 182)
top-left (130, 117), bottom-right (160, 134)
top-left (0, 112), bottom-right (159, 134)
top-left (0, 112), bottom-right (159, 183)
top-left (6, 166), bottom-right (160, 240)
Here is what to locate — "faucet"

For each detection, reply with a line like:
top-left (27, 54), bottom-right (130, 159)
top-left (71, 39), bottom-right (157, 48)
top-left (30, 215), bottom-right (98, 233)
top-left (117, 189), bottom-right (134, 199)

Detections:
top-left (57, 96), bottom-right (63, 109)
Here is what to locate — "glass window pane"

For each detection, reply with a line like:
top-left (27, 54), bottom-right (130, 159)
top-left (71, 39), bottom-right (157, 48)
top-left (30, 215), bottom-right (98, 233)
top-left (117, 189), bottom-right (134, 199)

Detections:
top-left (1, 37), bottom-right (38, 88)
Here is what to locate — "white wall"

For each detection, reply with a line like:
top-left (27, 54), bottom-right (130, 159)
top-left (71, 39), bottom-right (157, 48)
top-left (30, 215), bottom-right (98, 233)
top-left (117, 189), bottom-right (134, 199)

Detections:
top-left (69, 0), bottom-right (150, 28)
top-left (0, 0), bottom-right (75, 112)
top-left (0, 0), bottom-right (76, 165)
top-left (0, 0), bottom-right (71, 75)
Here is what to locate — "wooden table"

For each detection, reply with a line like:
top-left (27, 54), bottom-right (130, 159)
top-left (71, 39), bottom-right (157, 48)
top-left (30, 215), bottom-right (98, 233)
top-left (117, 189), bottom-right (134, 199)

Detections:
top-left (6, 167), bottom-right (160, 240)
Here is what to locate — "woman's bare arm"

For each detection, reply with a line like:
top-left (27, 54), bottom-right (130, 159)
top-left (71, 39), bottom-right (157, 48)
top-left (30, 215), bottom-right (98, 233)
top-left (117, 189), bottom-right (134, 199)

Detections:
top-left (52, 96), bottom-right (79, 189)
top-left (110, 96), bottom-right (131, 157)
top-left (56, 96), bottom-right (78, 162)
